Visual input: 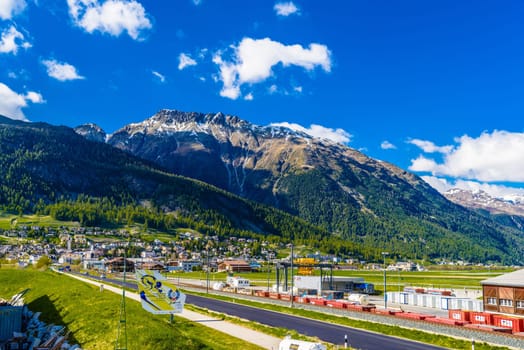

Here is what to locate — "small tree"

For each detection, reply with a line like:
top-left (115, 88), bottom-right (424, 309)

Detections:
top-left (36, 255), bottom-right (52, 269)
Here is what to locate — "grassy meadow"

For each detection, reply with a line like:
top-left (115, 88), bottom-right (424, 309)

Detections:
top-left (176, 267), bottom-right (513, 293)
top-left (0, 268), bottom-right (263, 350)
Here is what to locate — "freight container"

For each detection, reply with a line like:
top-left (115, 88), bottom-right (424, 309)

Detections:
top-left (396, 312), bottom-right (435, 320)
top-left (441, 297), bottom-right (451, 310)
top-left (448, 309), bottom-right (471, 322)
top-left (326, 301), bottom-right (346, 309)
top-left (310, 299), bottom-right (327, 306)
top-left (399, 292), bottom-right (408, 304)
top-left (492, 315), bottom-right (524, 333)
top-left (470, 312), bottom-right (492, 325)
top-left (269, 292), bottom-right (281, 299)
top-left (426, 317), bottom-right (468, 326)
top-left (280, 294), bottom-right (291, 301)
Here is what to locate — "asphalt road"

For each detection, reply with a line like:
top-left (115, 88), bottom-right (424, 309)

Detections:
top-left (73, 273), bottom-right (445, 349)
top-left (186, 294), bottom-right (446, 350)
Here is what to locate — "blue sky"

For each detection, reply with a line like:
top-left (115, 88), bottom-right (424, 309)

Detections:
top-left (2, 0), bottom-right (524, 198)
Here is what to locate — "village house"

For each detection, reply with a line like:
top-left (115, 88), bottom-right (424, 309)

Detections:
top-left (218, 259), bottom-right (252, 273)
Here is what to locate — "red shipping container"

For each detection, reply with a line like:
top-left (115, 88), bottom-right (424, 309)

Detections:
top-left (492, 315), bottom-right (524, 333)
top-left (426, 317), bottom-right (468, 326)
top-left (470, 312), bottom-right (492, 325)
top-left (448, 309), bottom-right (471, 322)
top-left (268, 292), bottom-right (280, 299)
top-left (311, 299), bottom-right (327, 306)
top-left (326, 301), bottom-right (345, 309)
top-left (363, 305), bottom-right (376, 312)
top-left (346, 304), bottom-right (364, 311)
top-left (396, 312), bottom-right (436, 320)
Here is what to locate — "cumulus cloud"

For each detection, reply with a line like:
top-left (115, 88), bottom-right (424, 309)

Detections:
top-left (409, 130), bottom-right (524, 182)
top-left (271, 122), bottom-right (351, 144)
top-left (24, 91), bottom-right (44, 103)
top-left (0, 0), bottom-right (26, 20)
top-left (0, 25), bottom-right (31, 54)
top-left (274, 2), bottom-right (300, 16)
top-left (381, 140), bottom-right (396, 150)
top-left (213, 37), bottom-right (331, 100)
top-left (244, 92), bottom-right (253, 101)
top-left (152, 70), bottom-right (165, 83)
top-left (408, 138), bottom-right (453, 154)
top-left (67, 0), bottom-right (152, 40)
top-left (42, 59), bottom-right (85, 81)
top-left (178, 53), bottom-right (197, 70)
top-left (0, 82), bottom-right (44, 121)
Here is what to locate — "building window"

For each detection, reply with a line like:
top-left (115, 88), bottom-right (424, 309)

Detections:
top-left (517, 300), bottom-right (524, 309)
top-left (487, 297), bottom-right (497, 305)
top-left (499, 299), bottom-right (513, 307)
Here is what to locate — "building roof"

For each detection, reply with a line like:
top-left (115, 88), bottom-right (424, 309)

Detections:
top-left (220, 260), bottom-right (250, 266)
top-left (480, 269), bottom-right (524, 287)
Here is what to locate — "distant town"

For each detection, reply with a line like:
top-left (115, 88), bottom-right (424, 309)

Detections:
top-left (0, 225), bottom-right (494, 274)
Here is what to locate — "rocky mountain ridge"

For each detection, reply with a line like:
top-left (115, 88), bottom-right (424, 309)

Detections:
top-left (71, 109), bottom-right (524, 264)
top-left (445, 188), bottom-right (524, 217)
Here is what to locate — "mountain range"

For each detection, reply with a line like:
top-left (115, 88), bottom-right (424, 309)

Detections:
top-left (0, 110), bottom-right (522, 264)
top-left (445, 188), bottom-right (524, 217)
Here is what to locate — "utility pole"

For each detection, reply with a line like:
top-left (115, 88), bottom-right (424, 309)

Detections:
top-left (206, 246), bottom-right (210, 294)
top-left (115, 244), bottom-right (128, 350)
top-left (382, 251), bottom-right (389, 310)
top-left (290, 243), bottom-right (294, 307)
top-left (267, 261), bottom-right (270, 292)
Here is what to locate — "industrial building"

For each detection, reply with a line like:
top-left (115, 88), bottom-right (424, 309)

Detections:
top-left (293, 276), bottom-right (375, 296)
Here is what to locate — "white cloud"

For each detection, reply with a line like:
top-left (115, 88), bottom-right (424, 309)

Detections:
top-left (409, 130), bottom-right (524, 182)
top-left (152, 70), bottom-right (165, 83)
top-left (408, 138), bottom-right (453, 154)
top-left (293, 85), bottom-right (302, 93)
top-left (213, 37), bottom-right (331, 100)
top-left (67, 0), bottom-right (152, 40)
top-left (268, 84), bottom-right (278, 94)
top-left (0, 26), bottom-right (31, 54)
top-left (381, 140), bottom-right (396, 150)
top-left (274, 2), bottom-right (300, 16)
top-left (178, 53), bottom-right (197, 70)
top-left (244, 92), bottom-right (253, 101)
top-left (42, 59), bottom-right (85, 81)
top-left (0, 0), bottom-right (26, 20)
top-left (271, 122), bottom-right (351, 144)
top-left (0, 82), bottom-right (44, 121)
top-left (25, 91), bottom-right (44, 103)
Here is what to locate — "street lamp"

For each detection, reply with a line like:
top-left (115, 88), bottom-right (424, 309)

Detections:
top-left (382, 252), bottom-right (389, 309)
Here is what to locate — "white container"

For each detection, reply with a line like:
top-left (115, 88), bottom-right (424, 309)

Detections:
top-left (279, 337), bottom-right (326, 350)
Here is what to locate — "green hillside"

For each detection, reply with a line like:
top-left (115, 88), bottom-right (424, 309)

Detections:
top-left (0, 268), bottom-right (262, 349)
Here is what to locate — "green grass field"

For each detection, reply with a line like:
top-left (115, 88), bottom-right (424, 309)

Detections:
top-left (0, 268), bottom-right (263, 350)
top-left (0, 213), bottom-right (80, 230)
